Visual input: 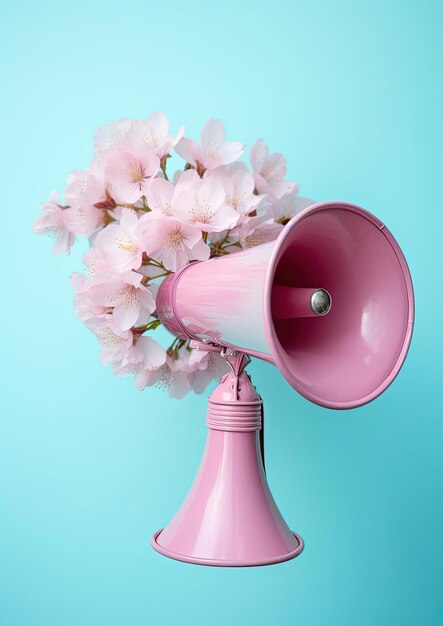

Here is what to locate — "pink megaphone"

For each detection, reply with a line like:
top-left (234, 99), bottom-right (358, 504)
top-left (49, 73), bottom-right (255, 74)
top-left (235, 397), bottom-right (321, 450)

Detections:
top-left (151, 201), bottom-right (414, 566)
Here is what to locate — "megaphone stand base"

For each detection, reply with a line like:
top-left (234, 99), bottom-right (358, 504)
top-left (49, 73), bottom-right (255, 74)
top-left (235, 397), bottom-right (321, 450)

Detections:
top-left (151, 348), bottom-right (304, 567)
top-left (151, 529), bottom-right (303, 567)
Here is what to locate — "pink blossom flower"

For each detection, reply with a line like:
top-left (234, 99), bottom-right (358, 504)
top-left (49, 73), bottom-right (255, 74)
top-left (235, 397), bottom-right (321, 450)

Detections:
top-left (113, 334), bottom-right (166, 378)
top-left (209, 164), bottom-right (261, 216)
top-left (87, 317), bottom-right (164, 375)
top-left (89, 154), bottom-right (108, 189)
top-left (136, 355), bottom-right (191, 398)
top-left (94, 118), bottom-right (132, 154)
top-left (63, 201), bottom-right (104, 237)
top-left (230, 215), bottom-right (283, 249)
top-left (172, 168), bottom-right (199, 192)
top-left (105, 150), bottom-right (159, 204)
top-left (139, 347), bottom-right (227, 395)
top-left (71, 250), bottom-right (113, 322)
top-left (145, 177), bottom-right (193, 218)
top-left (70, 272), bottom-right (110, 322)
top-left (259, 189), bottom-right (314, 224)
top-left (64, 170), bottom-right (105, 204)
top-left (125, 112), bottom-right (185, 160)
top-left (36, 110), bottom-right (312, 399)
top-left (143, 216), bottom-right (210, 272)
top-left (93, 208), bottom-right (147, 272)
top-left (86, 318), bottom-right (134, 366)
top-left (33, 191), bottom-right (75, 255)
top-left (88, 271), bottom-right (155, 331)
top-left (174, 170), bottom-right (239, 233)
top-left (175, 118), bottom-right (244, 171)
top-left (249, 139), bottom-right (298, 198)
top-left (188, 349), bottom-right (229, 394)
top-left (62, 170), bottom-right (107, 236)
top-left (135, 335), bottom-right (166, 369)
top-left (82, 247), bottom-right (109, 276)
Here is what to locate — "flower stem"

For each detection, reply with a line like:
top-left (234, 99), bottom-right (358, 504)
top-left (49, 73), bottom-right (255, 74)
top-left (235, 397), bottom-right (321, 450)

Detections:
top-left (160, 156), bottom-right (169, 181)
top-left (142, 258), bottom-right (167, 271)
top-left (167, 336), bottom-right (187, 356)
top-left (150, 271), bottom-right (171, 280)
top-left (116, 203), bottom-right (138, 209)
top-left (133, 319), bottom-right (162, 336)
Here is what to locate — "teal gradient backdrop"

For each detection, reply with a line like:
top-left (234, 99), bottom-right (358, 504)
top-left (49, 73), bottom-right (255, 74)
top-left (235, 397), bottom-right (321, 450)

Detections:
top-left (1, 1), bottom-right (441, 624)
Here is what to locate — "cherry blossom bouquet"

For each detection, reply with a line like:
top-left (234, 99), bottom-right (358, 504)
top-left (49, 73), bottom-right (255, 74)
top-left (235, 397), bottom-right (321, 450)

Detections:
top-left (33, 112), bottom-right (311, 398)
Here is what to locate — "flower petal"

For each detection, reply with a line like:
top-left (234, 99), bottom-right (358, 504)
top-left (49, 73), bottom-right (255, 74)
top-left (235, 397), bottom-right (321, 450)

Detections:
top-left (146, 111), bottom-right (169, 138)
top-left (113, 291), bottom-right (141, 330)
top-left (207, 203), bottom-right (239, 232)
top-left (216, 141), bottom-right (244, 166)
top-left (201, 118), bottom-right (225, 152)
top-left (197, 177), bottom-right (225, 212)
top-left (137, 335), bottom-right (167, 369)
top-left (190, 236), bottom-right (211, 261)
top-left (249, 138), bottom-right (268, 174)
top-left (146, 178), bottom-right (175, 216)
top-left (175, 137), bottom-right (199, 166)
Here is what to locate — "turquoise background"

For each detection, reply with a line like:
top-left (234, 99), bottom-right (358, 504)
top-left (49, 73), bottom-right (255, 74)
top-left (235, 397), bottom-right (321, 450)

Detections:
top-left (1, 1), bottom-right (441, 624)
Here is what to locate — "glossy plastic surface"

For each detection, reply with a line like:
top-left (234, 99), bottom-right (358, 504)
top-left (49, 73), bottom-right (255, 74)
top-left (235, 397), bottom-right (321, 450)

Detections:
top-left (156, 202), bottom-right (414, 409)
top-left (151, 371), bottom-right (304, 566)
top-left (265, 203), bottom-right (414, 408)
top-left (157, 243), bottom-right (274, 357)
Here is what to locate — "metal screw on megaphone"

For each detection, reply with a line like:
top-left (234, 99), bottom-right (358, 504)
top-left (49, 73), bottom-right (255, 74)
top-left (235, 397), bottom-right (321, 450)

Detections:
top-left (272, 286), bottom-right (332, 319)
top-left (310, 289), bottom-right (332, 316)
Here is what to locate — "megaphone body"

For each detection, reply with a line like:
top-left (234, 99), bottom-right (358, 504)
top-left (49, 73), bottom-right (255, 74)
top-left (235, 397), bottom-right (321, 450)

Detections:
top-left (151, 202), bottom-right (414, 566)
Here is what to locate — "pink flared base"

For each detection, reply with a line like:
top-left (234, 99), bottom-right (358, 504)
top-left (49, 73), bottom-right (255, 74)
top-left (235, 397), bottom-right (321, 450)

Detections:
top-left (151, 529), bottom-right (304, 567)
top-left (150, 370), bottom-right (305, 568)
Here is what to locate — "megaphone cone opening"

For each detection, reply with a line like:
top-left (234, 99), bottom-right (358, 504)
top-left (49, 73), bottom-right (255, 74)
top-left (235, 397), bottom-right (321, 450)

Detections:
top-left (265, 202), bottom-right (414, 409)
